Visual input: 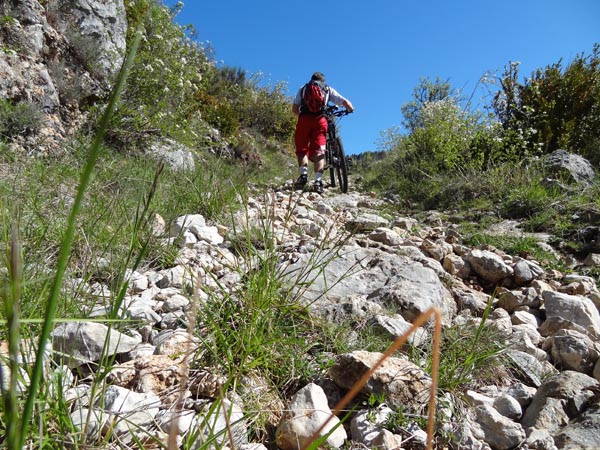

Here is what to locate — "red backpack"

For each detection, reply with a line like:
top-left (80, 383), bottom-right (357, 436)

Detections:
top-left (301, 80), bottom-right (328, 114)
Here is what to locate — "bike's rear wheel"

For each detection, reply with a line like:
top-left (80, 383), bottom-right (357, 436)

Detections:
top-left (334, 137), bottom-right (348, 193)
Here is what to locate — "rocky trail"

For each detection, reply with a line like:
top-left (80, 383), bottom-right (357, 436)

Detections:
top-left (8, 184), bottom-right (599, 450)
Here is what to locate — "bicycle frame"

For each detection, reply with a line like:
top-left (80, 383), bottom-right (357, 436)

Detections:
top-left (323, 106), bottom-right (351, 193)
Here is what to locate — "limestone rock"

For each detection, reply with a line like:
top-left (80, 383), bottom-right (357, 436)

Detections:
top-left (276, 383), bottom-right (347, 450)
top-left (464, 249), bottom-right (514, 283)
top-left (50, 322), bottom-right (140, 368)
top-left (329, 350), bottom-right (431, 409)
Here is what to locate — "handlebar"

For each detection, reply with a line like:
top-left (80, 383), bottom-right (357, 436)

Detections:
top-left (323, 105), bottom-right (353, 117)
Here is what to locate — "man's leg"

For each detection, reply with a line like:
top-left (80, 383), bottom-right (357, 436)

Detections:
top-left (312, 117), bottom-right (328, 183)
top-left (311, 150), bottom-right (326, 194)
top-left (314, 151), bottom-right (325, 180)
top-left (294, 116), bottom-right (311, 189)
top-left (293, 153), bottom-right (308, 188)
top-left (297, 153), bottom-right (309, 173)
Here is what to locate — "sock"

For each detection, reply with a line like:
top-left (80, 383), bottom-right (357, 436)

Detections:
top-left (299, 166), bottom-right (308, 176)
top-left (315, 171), bottom-right (322, 181)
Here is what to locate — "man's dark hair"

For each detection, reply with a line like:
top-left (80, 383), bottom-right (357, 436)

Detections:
top-left (311, 72), bottom-right (326, 82)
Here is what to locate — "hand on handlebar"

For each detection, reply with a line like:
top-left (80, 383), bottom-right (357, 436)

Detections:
top-left (343, 100), bottom-right (354, 113)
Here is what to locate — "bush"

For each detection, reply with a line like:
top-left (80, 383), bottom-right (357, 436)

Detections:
top-left (108, 1), bottom-right (295, 150)
top-left (0, 99), bottom-right (42, 140)
top-left (369, 77), bottom-right (506, 197)
top-left (105, 0), bottom-right (211, 148)
top-left (198, 67), bottom-right (295, 141)
top-left (237, 80), bottom-right (296, 141)
top-left (493, 44), bottom-right (600, 162)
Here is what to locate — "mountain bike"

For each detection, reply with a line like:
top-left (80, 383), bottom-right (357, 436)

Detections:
top-left (324, 106), bottom-right (351, 193)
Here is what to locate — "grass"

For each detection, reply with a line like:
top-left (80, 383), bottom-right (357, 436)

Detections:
top-left (1, 108), bottom-right (592, 450)
top-left (463, 232), bottom-right (559, 263)
top-left (0, 31), bottom-right (297, 446)
top-left (360, 156), bottom-right (600, 247)
top-left (189, 193), bottom-right (361, 440)
top-left (401, 299), bottom-right (508, 448)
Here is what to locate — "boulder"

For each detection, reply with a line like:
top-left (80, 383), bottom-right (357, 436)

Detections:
top-left (542, 150), bottom-right (595, 185)
top-left (464, 249), bottom-right (514, 284)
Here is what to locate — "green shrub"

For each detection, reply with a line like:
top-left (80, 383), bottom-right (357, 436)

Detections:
top-left (198, 67), bottom-right (295, 141)
top-left (0, 99), bottom-right (42, 140)
top-left (105, 0), bottom-right (210, 148)
top-left (108, 1), bottom-right (296, 151)
top-left (194, 90), bottom-right (240, 137)
top-left (237, 80), bottom-right (296, 141)
top-left (493, 44), bottom-right (600, 162)
top-left (366, 77), bottom-right (509, 204)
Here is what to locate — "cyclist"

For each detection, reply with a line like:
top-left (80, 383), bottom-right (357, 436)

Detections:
top-left (292, 72), bottom-right (354, 194)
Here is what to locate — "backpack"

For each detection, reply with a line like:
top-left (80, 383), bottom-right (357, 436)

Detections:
top-left (301, 80), bottom-right (328, 114)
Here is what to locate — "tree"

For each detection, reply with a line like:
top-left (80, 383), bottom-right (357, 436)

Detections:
top-left (391, 78), bottom-right (490, 176)
top-left (401, 77), bottom-right (452, 133)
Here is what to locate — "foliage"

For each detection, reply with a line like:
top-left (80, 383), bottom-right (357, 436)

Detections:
top-left (63, 24), bottom-right (105, 77)
top-left (367, 77), bottom-right (505, 199)
top-left (105, 0), bottom-right (210, 148)
top-left (192, 195), bottom-right (356, 438)
top-left (197, 242), bottom-right (316, 383)
top-left (0, 99), bottom-right (42, 140)
top-left (401, 76), bottom-right (453, 133)
top-left (198, 67), bottom-right (296, 140)
top-left (151, 156), bottom-right (244, 228)
top-left (361, 48), bottom-right (600, 249)
top-left (238, 80), bottom-right (296, 141)
top-left (411, 97), bottom-right (483, 172)
top-left (0, 30), bottom-right (144, 448)
top-left (493, 44), bottom-right (600, 163)
top-left (383, 406), bottom-right (428, 438)
top-left (464, 232), bottom-right (560, 265)
top-left (106, 0), bottom-right (295, 150)
top-left (4, 1), bottom-right (600, 446)
top-left (410, 301), bottom-right (508, 394)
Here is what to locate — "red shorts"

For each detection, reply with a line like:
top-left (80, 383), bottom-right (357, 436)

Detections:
top-left (295, 114), bottom-right (328, 161)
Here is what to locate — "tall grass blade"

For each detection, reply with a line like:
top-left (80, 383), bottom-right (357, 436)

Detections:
top-left (18, 27), bottom-right (144, 448)
top-left (455, 294), bottom-right (496, 383)
top-left (2, 226), bottom-right (23, 449)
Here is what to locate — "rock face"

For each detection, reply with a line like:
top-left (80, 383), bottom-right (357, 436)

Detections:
top-left (0, 0), bottom-right (127, 154)
top-left (56, 0), bottom-right (128, 79)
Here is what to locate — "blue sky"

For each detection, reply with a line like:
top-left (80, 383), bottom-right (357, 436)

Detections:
top-left (166, 0), bottom-right (599, 155)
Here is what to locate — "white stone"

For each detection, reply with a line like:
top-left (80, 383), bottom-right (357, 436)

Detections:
top-left (276, 383), bottom-right (347, 450)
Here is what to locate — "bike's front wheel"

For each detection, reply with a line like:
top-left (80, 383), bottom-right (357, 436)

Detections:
top-left (327, 144), bottom-right (336, 188)
top-left (334, 137), bottom-right (348, 193)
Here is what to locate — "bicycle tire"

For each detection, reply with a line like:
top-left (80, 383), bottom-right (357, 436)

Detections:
top-left (334, 137), bottom-right (348, 193)
top-left (327, 144), bottom-right (336, 188)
